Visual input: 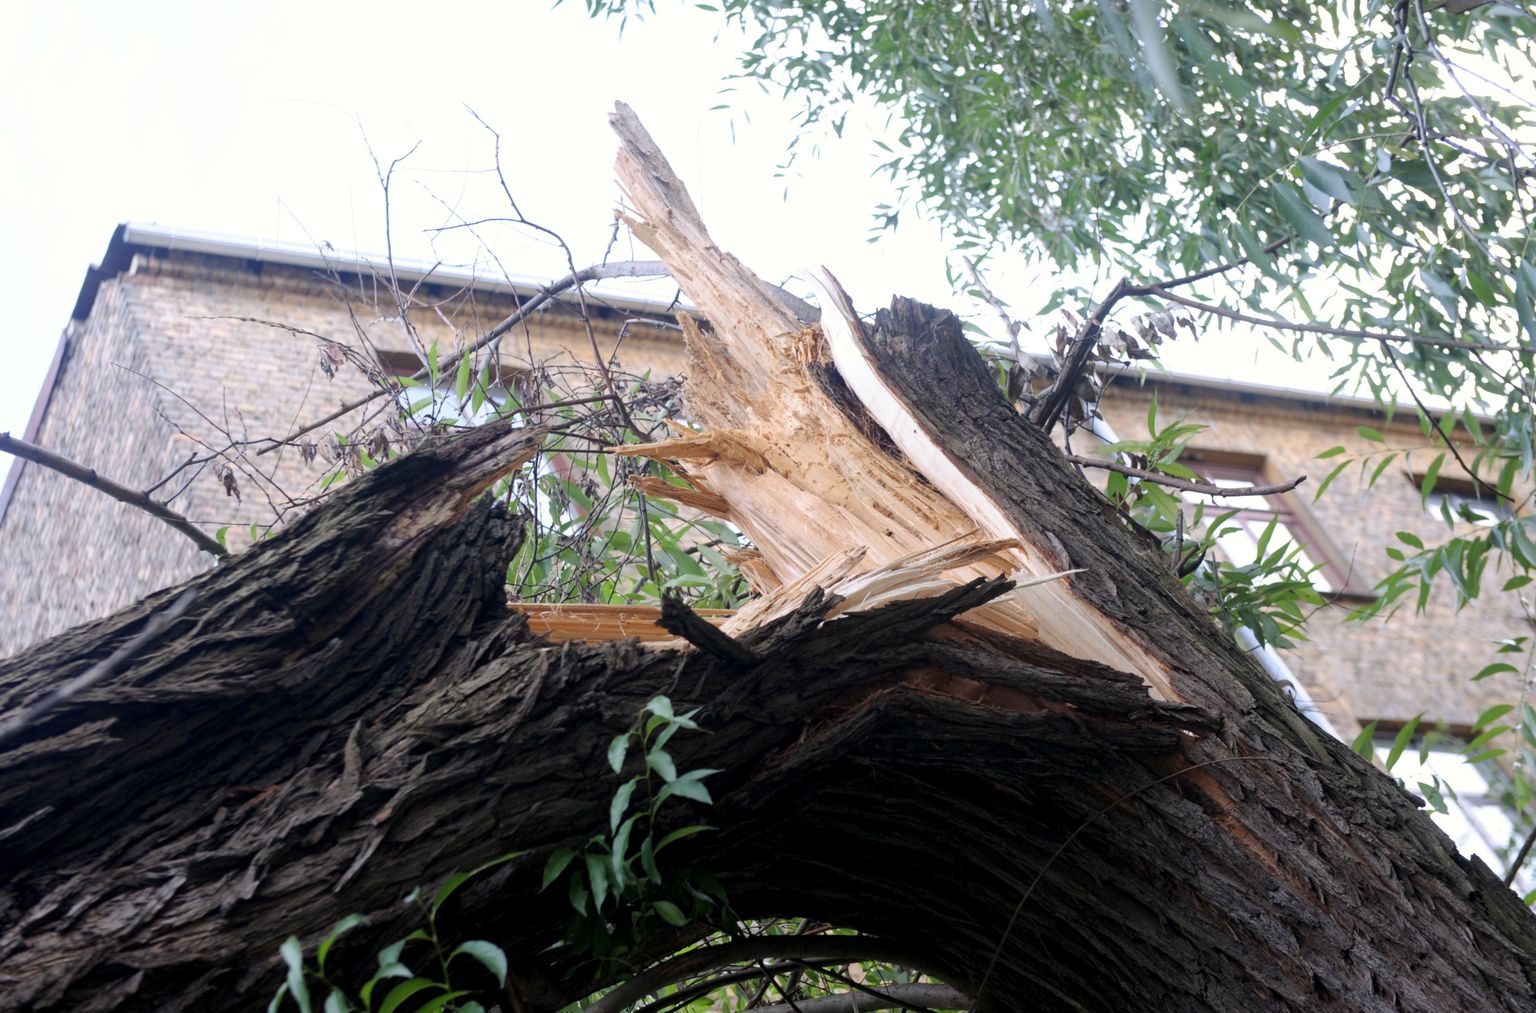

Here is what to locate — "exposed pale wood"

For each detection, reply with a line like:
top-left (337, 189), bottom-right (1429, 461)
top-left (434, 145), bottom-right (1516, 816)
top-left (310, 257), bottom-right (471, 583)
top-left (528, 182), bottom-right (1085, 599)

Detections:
top-left (628, 475), bottom-right (732, 517)
top-left (512, 602), bottom-right (733, 642)
top-left (610, 103), bottom-right (1168, 695)
top-left (807, 268), bottom-right (1171, 694)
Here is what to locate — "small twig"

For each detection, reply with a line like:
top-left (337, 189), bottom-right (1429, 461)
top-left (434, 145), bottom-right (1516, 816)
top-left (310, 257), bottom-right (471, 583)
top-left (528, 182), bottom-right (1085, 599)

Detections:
top-left (0, 433), bottom-right (227, 557)
top-left (1066, 455), bottom-right (1306, 498)
top-left (1381, 352), bottom-right (1515, 503)
top-left (1504, 821), bottom-right (1536, 888)
top-left (963, 256), bottom-right (1032, 402)
top-left (0, 589), bottom-right (199, 747)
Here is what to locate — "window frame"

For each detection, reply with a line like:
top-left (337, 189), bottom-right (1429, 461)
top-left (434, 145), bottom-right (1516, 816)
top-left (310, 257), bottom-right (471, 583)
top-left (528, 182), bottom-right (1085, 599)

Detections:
top-left (1184, 450), bottom-right (1372, 600)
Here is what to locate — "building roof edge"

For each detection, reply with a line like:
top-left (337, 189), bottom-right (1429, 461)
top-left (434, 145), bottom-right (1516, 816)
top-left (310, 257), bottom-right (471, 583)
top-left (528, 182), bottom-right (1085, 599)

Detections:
top-left (71, 223), bottom-right (686, 322)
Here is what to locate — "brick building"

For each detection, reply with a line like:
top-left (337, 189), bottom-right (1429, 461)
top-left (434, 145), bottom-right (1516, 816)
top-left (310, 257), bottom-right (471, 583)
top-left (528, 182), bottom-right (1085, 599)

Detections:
top-left (3, 224), bottom-right (1528, 878)
top-left (0, 225), bottom-right (684, 656)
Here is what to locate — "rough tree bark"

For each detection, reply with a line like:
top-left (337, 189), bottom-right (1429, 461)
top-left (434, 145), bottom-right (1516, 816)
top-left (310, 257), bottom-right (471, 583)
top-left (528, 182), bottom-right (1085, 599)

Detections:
top-left (2, 105), bottom-right (1535, 1012)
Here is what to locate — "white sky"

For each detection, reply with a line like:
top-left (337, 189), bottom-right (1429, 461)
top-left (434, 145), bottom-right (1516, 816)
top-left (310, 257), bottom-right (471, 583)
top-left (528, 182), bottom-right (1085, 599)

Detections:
top-left (0, 1), bottom-right (1328, 490)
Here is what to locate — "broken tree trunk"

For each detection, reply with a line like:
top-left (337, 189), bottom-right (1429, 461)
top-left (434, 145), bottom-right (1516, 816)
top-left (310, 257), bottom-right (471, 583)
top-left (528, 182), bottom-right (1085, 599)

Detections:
top-left (1, 103), bottom-right (1534, 1013)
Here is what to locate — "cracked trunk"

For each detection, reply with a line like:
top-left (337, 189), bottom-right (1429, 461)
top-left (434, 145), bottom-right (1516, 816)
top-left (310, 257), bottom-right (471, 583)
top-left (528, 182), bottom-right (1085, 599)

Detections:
top-left (1, 106), bottom-right (1535, 1012)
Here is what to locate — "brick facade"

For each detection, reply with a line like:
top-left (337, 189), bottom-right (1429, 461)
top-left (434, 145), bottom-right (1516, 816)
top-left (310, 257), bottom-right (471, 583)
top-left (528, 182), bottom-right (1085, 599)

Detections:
top-left (1097, 377), bottom-right (1521, 731)
top-left (1, 226), bottom-right (1516, 736)
top-left (0, 228), bottom-right (681, 656)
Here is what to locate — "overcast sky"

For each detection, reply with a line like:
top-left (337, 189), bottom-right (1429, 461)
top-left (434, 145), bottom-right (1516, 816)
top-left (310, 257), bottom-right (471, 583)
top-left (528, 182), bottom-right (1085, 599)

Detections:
top-left (2, 1), bottom-right (1325, 490)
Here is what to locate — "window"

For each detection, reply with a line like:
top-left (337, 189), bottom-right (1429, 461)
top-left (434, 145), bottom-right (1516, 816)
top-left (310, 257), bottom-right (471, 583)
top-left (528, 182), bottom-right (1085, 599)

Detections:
top-left (1421, 474), bottom-right (1512, 529)
top-left (1374, 733), bottom-right (1534, 895)
top-left (1184, 457), bottom-right (1354, 594)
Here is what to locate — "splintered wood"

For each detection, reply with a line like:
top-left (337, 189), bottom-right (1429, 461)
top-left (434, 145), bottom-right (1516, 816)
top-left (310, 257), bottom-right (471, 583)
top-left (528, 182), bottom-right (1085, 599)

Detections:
top-left (513, 603), bottom-right (733, 643)
top-left (605, 102), bottom-right (1176, 700)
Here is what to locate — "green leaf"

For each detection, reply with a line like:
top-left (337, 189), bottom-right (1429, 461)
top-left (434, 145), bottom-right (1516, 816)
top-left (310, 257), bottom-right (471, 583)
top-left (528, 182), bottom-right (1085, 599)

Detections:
top-left (640, 834), bottom-right (661, 882)
top-left (1316, 446), bottom-right (1347, 459)
top-left (430, 852), bottom-right (521, 916)
top-left (568, 871), bottom-right (589, 915)
top-left (1357, 425), bottom-right (1384, 443)
top-left (1396, 531), bottom-right (1423, 550)
top-left (453, 351), bottom-right (473, 407)
top-left (451, 940), bottom-right (509, 987)
top-left (1300, 156), bottom-right (1355, 204)
top-left (379, 979), bottom-right (442, 1013)
top-left (376, 939), bottom-right (410, 974)
top-left (1503, 576), bottom-right (1532, 591)
top-left (657, 769), bottom-right (719, 807)
top-left (1315, 459), bottom-right (1351, 499)
top-left (1419, 779), bottom-right (1448, 815)
top-left (646, 696), bottom-right (675, 720)
top-left (1419, 453), bottom-right (1445, 507)
top-left (611, 813), bottom-right (640, 886)
top-left (585, 853), bottom-right (611, 911)
top-left (652, 900), bottom-right (690, 926)
top-left (1272, 182), bottom-right (1334, 248)
top-left (414, 994), bottom-right (473, 1013)
top-left (607, 732), bottom-right (631, 774)
top-left (281, 936), bottom-right (312, 1013)
top-left (654, 824), bottom-right (714, 854)
top-left (317, 914), bottom-right (367, 973)
top-left (1350, 719), bottom-right (1379, 759)
top-left (1385, 715), bottom-right (1422, 770)
top-left (430, 871), bottom-right (474, 917)
top-left (1473, 662), bottom-right (1519, 682)
top-left (542, 848), bottom-right (577, 890)
top-left (647, 749), bottom-right (678, 782)
top-left (1367, 452), bottom-right (1398, 489)
top-left (610, 780), bottom-right (637, 833)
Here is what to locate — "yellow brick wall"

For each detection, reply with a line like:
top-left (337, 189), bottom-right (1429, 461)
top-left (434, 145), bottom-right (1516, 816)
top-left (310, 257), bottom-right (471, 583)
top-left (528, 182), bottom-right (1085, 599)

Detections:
top-left (1097, 377), bottom-right (1523, 730)
top-left (0, 251), bottom-right (683, 655)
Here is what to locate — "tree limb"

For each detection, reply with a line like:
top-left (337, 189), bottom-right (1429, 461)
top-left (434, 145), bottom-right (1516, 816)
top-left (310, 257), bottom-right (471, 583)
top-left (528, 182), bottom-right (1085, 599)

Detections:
top-left (1066, 455), bottom-right (1306, 498)
top-left (0, 432), bottom-right (227, 558)
top-left (1030, 278), bottom-right (1129, 431)
top-left (658, 589), bottom-right (760, 665)
top-left (1145, 285), bottom-right (1520, 353)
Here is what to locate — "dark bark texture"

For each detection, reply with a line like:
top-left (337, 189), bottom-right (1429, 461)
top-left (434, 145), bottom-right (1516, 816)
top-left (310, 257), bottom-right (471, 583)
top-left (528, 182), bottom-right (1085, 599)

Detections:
top-left (1, 308), bottom-right (1535, 1013)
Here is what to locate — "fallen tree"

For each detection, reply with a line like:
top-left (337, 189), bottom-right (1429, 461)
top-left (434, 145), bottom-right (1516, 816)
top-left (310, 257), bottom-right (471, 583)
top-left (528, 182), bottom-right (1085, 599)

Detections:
top-left (2, 106), bottom-right (1535, 1012)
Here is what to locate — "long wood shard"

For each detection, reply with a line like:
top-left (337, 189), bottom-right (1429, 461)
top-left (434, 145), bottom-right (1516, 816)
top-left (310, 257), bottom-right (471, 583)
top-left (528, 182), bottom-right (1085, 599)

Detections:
top-left (610, 102), bottom-right (1174, 696)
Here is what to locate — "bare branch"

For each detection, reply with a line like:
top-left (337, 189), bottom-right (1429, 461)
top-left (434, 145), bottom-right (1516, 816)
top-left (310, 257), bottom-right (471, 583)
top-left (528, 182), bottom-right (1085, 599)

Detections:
top-left (1031, 278), bottom-right (1130, 431)
top-left (0, 588), bottom-right (198, 747)
top-left (746, 982), bottom-right (969, 1013)
top-left (1144, 286), bottom-right (1520, 353)
top-left (583, 937), bottom-right (937, 1013)
top-left (257, 259), bottom-right (671, 455)
top-left (0, 433), bottom-right (227, 557)
top-left (1066, 455), bottom-right (1306, 498)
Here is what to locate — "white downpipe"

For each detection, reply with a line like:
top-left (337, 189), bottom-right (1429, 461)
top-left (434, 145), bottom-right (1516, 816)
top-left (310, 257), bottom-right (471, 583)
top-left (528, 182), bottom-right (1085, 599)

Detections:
top-left (1085, 417), bottom-right (1345, 742)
